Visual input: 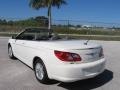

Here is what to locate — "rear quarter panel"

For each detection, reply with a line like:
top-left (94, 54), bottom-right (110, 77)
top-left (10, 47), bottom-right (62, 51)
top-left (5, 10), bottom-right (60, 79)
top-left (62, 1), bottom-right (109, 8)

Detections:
top-left (16, 41), bottom-right (65, 78)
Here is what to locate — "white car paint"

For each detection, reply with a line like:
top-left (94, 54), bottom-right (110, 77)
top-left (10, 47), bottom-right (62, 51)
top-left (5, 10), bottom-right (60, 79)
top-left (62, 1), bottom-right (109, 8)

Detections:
top-left (8, 38), bottom-right (106, 82)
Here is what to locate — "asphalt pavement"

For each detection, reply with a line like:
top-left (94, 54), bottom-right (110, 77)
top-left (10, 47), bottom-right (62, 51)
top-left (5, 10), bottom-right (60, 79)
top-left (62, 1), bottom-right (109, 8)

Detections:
top-left (0, 37), bottom-right (120, 90)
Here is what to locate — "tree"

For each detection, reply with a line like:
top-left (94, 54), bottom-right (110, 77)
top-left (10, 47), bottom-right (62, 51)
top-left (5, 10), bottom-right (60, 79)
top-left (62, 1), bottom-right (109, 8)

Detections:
top-left (35, 16), bottom-right (48, 26)
top-left (29, 0), bottom-right (67, 30)
top-left (76, 25), bottom-right (82, 28)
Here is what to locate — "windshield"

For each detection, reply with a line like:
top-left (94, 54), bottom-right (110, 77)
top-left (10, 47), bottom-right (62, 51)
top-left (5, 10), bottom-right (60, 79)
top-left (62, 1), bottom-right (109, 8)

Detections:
top-left (16, 28), bottom-right (72, 41)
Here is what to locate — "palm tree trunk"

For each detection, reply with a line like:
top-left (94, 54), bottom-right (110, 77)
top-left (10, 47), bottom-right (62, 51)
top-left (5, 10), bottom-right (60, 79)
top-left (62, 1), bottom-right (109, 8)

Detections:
top-left (48, 5), bottom-right (52, 30)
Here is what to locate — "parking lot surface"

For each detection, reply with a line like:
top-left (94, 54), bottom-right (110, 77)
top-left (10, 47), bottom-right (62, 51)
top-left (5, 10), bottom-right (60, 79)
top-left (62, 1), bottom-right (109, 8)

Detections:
top-left (0, 37), bottom-right (120, 90)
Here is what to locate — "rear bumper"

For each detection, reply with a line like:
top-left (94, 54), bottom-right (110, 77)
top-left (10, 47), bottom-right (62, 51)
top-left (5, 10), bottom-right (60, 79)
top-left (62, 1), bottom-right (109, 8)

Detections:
top-left (51, 58), bottom-right (106, 82)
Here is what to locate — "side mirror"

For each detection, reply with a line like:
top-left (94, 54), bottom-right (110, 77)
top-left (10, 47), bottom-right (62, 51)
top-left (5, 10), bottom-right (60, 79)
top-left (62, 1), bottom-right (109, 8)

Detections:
top-left (12, 35), bottom-right (17, 39)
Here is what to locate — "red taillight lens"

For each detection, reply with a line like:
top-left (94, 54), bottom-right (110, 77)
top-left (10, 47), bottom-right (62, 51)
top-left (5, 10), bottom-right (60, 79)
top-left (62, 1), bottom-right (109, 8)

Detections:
top-left (54, 50), bottom-right (81, 62)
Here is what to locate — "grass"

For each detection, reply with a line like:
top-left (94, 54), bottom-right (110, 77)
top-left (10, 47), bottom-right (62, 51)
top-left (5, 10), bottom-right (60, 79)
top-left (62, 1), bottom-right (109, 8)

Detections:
top-left (53, 27), bottom-right (120, 35)
top-left (0, 25), bottom-right (120, 41)
top-left (1, 32), bottom-right (120, 41)
top-left (67, 35), bottom-right (120, 41)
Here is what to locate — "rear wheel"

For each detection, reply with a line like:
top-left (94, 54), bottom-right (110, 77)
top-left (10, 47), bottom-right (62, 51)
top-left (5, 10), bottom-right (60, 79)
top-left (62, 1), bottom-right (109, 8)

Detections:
top-left (8, 45), bottom-right (16, 59)
top-left (34, 59), bottom-right (49, 84)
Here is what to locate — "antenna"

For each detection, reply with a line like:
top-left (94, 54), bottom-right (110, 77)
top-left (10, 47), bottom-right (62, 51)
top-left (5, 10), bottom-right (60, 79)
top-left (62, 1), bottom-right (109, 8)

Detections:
top-left (84, 40), bottom-right (90, 45)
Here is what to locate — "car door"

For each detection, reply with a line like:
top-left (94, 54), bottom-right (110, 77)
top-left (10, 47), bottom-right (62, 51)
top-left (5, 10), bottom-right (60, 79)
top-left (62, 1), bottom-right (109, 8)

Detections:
top-left (14, 30), bottom-right (35, 62)
top-left (13, 28), bottom-right (50, 66)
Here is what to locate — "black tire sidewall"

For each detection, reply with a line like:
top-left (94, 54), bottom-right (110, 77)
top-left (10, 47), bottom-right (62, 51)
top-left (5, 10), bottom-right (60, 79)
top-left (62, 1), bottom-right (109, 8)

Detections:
top-left (34, 59), bottom-right (49, 84)
top-left (8, 45), bottom-right (14, 59)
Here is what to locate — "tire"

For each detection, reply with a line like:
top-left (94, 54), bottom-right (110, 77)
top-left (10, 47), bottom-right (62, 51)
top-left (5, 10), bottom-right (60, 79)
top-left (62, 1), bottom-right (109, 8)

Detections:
top-left (34, 59), bottom-right (49, 84)
top-left (8, 45), bottom-right (16, 59)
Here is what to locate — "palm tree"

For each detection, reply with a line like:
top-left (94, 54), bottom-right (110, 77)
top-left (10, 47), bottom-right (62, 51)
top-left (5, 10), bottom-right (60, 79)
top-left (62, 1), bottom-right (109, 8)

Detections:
top-left (29, 0), bottom-right (67, 30)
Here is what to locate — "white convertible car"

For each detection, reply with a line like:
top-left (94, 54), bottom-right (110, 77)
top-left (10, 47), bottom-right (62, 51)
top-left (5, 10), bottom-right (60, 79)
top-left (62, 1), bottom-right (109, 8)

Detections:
top-left (8, 28), bottom-right (106, 84)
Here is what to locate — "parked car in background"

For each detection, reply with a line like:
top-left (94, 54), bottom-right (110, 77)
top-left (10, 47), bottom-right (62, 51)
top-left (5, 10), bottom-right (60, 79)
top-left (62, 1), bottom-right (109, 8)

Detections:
top-left (8, 28), bottom-right (106, 84)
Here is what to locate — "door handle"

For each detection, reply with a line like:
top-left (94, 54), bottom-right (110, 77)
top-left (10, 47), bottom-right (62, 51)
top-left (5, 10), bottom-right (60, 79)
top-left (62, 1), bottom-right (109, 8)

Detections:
top-left (22, 43), bottom-right (25, 44)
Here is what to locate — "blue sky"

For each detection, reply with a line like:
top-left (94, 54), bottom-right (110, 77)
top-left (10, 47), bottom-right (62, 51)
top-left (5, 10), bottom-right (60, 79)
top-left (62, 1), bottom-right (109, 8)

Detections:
top-left (0, 0), bottom-right (120, 23)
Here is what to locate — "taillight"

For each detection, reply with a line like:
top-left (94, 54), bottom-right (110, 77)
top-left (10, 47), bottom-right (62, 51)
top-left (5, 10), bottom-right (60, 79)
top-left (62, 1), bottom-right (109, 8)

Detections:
top-left (54, 50), bottom-right (81, 62)
top-left (99, 48), bottom-right (104, 57)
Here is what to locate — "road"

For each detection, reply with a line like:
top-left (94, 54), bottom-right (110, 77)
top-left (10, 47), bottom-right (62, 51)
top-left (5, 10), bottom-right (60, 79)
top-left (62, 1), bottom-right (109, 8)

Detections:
top-left (0, 37), bottom-right (120, 90)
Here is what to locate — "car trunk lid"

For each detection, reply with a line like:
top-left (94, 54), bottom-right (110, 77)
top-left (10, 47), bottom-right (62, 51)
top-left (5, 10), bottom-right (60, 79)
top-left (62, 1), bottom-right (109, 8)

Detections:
top-left (40, 40), bottom-right (103, 63)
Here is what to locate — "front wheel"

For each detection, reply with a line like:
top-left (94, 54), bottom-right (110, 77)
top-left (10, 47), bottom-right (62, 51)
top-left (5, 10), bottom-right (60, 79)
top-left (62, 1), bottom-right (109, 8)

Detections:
top-left (34, 59), bottom-right (49, 84)
top-left (8, 45), bottom-right (16, 59)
